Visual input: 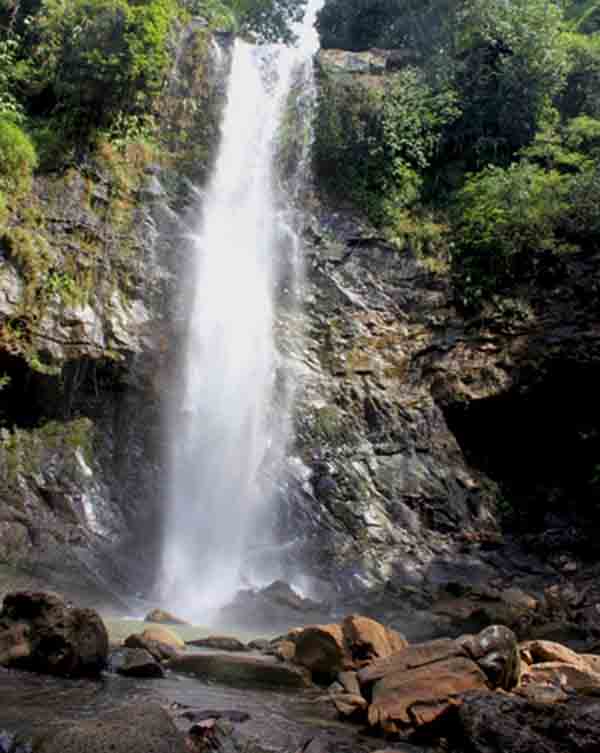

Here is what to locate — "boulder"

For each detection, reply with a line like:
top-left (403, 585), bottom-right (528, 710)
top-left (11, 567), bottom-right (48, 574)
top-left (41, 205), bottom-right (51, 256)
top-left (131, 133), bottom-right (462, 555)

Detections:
top-left (357, 638), bottom-right (465, 687)
top-left (341, 615), bottom-right (407, 665)
top-left (124, 633), bottom-right (179, 662)
top-left (522, 661), bottom-right (600, 692)
top-left (520, 639), bottom-right (591, 671)
top-left (446, 691), bottom-right (600, 753)
top-left (145, 609), bottom-right (188, 625)
top-left (0, 591), bottom-right (108, 677)
top-left (460, 625), bottom-right (521, 690)
top-left (368, 657), bottom-right (488, 733)
top-left (112, 648), bottom-right (164, 678)
top-left (168, 652), bottom-right (311, 689)
top-left (294, 624), bottom-right (351, 681)
top-left (186, 636), bottom-right (247, 652)
top-left (33, 703), bottom-right (186, 753)
top-left (582, 653), bottom-right (600, 673)
top-left (293, 616), bottom-right (406, 682)
top-left (137, 627), bottom-right (185, 650)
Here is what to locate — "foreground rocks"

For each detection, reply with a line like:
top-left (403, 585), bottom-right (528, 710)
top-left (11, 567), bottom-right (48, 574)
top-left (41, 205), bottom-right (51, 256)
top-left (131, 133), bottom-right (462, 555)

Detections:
top-left (292, 614), bottom-right (407, 681)
top-left (168, 652), bottom-right (311, 689)
top-left (33, 703), bottom-right (186, 753)
top-left (109, 647), bottom-right (165, 678)
top-left (0, 591), bottom-right (108, 677)
top-left (446, 692), bottom-right (600, 753)
top-left (186, 636), bottom-right (248, 652)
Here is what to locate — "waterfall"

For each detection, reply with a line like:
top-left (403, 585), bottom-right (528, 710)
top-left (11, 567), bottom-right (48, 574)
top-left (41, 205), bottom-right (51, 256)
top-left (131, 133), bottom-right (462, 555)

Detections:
top-left (160, 1), bottom-right (322, 620)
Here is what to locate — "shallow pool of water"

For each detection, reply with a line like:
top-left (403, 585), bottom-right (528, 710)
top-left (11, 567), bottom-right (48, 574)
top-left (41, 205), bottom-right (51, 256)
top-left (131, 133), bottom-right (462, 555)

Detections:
top-left (0, 667), bottom-right (374, 752)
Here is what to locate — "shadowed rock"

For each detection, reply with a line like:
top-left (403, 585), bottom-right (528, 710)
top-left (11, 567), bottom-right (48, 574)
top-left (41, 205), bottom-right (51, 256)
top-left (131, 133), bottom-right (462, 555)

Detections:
top-left (168, 652), bottom-right (311, 689)
top-left (186, 636), bottom-right (248, 652)
top-left (445, 692), bottom-right (600, 753)
top-left (33, 703), bottom-right (186, 753)
top-left (111, 647), bottom-right (165, 678)
top-left (0, 591), bottom-right (108, 677)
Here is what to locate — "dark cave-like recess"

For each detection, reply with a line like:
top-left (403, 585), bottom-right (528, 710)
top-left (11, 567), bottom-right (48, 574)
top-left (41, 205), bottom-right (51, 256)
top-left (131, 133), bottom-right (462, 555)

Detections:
top-left (0, 353), bottom-right (126, 429)
top-left (441, 362), bottom-right (600, 541)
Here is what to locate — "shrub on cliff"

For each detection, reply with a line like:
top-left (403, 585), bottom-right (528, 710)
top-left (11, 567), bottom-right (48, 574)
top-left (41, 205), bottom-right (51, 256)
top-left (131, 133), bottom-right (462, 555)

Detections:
top-left (452, 162), bottom-right (569, 304)
top-left (0, 115), bottom-right (37, 199)
top-left (314, 66), bottom-right (458, 223)
top-left (21, 0), bottom-right (180, 129)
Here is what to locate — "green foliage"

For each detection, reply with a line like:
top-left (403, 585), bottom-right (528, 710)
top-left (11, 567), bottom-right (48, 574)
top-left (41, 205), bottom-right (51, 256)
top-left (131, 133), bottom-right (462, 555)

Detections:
top-left (566, 0), bottom-right (600, 32)
top-left (184, 0), bottom-right (236, 29)
top-left (26, 0), bottom-right (180, 130)
top-left (0, 115), bottom-right (37, 198)
top-left (0, 36), bottom-right (22, 120)
top-left (227, 0), bottom-right (305, 42)
top-left (559, 32), bottom-right (600, 119)
top-left (314, 67), bottom-right (457, 223)
top-left (560, 165), bottom-right (600, 245)
top-left (453, 162), bottom-right (569, 304)
top-left (317, 0), bottom-right (459, 54)
top-left (447, 0), bottom-right (569, 165)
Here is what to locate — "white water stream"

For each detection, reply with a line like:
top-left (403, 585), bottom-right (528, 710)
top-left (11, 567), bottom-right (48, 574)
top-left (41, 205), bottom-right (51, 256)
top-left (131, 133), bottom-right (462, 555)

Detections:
top-left (161, 2), bottom-right (321, 619)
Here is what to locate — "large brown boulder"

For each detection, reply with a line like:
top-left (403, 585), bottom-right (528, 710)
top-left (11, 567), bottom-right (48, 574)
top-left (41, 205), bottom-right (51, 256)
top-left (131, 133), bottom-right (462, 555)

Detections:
top-left (294, 624), bottom-right (351, 680)
top-left (341, 615), bottom-right (407, 666)
top-left (357, 638), bottom-right (465, 687)
top-left (520, 639), bottom-right (591, 671)
top-left (0, 591), bottom-right (108, 677)
top-left (522, 661), bottom-right (600, 692)
top-left (293, 616), bottom-right (407, 682)
top-left (368, 657), bottom-right (488, 734)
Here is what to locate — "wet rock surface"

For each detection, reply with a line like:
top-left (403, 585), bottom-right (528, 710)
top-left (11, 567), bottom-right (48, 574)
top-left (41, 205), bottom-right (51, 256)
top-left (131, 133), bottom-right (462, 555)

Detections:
top-left (187, 636), bottom-right (248, 652)
top-left (0, 591), bottom-right (108, 676)
top-left (445, 692), bottom-right (600, 753)
top-left (168, 652), bottom-right (312, 690)
top-left (110, 647), bottom-right (165, 678)
top-left (33, 703), bottom-right (186, 753)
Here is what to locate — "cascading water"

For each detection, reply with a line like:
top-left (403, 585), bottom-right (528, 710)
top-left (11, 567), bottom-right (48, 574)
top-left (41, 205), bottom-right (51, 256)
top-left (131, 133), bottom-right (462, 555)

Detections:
top-left (161, 1), bottom-right (322, 620)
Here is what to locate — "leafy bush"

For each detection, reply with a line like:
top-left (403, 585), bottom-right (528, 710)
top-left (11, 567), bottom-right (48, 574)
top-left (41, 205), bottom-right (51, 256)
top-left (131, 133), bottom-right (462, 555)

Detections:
top-left (446, 0), bottom-right (569, 165)
top-left (228, 0), bottom-right (306, 43)
top-left (0, 115), bottom-right (37, 198)
top-left (0, 37), bottom-right (22, 120)
top-left (314, 67), bottom-right (457, 223)
top-left (453, 161), bottom-right (569, 303)
top-left (3, 0), bottom-right (181, 136)
top-left (560, 165), bottom-right (600, 245)
top-left (316, 0), bottom-right (458, 54)
top-left (559, 32), bottom-right (600, 119)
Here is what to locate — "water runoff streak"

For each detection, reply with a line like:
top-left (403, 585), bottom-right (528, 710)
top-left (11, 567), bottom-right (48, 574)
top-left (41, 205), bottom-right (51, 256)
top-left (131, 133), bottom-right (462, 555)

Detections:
top-left (161, 1), bottom-right (322, 619)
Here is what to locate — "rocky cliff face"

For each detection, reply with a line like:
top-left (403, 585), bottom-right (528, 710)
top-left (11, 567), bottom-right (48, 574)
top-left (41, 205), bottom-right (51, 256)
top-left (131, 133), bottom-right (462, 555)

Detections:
top-left (0, 22), bottom-right (233, 606)
top-left (271, 49), bottom-right (600, 642)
